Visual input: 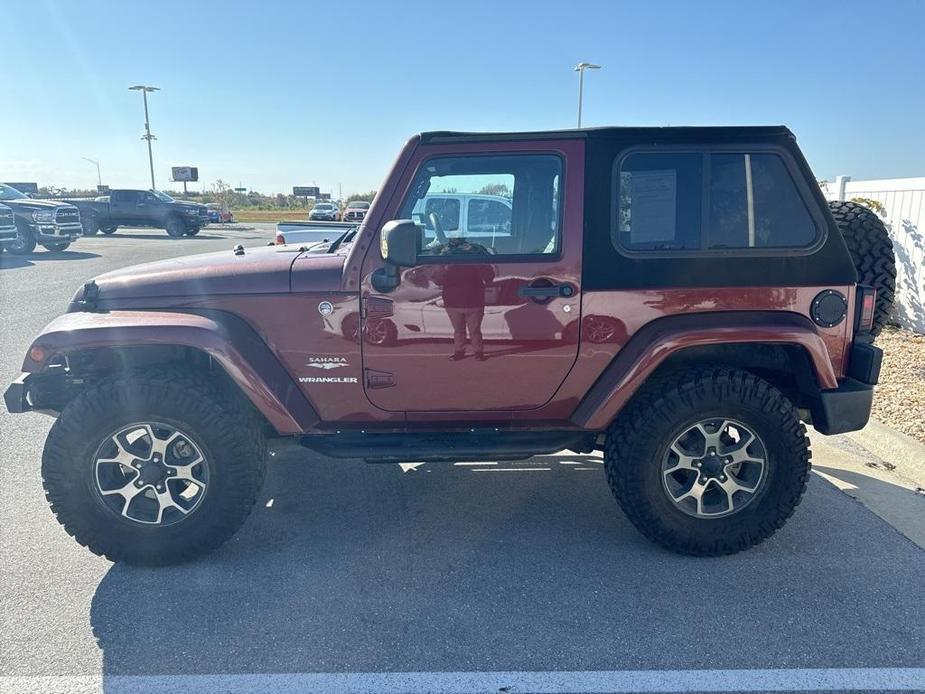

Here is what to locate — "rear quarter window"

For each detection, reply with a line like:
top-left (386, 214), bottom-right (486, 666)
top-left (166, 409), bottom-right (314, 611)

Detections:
top-left (613, 149), bottom-right (821, 255)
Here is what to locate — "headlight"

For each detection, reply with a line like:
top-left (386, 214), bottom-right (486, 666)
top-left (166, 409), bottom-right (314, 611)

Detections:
top-left (32, 210), bottom-right (55, 223)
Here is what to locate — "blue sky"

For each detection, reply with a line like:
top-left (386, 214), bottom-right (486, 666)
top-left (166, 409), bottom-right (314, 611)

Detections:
top-left (3, 0), bottom-right (923, 196)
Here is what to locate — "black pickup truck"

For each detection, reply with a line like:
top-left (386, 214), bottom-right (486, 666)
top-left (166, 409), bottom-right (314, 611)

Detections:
top-left (0, 183), bottom-right (83, 254)
top-left (68, 189), bottom-right (209, 237)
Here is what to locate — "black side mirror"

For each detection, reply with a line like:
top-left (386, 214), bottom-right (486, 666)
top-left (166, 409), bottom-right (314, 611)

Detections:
top-left (372, 220), bottom-right (420, 293)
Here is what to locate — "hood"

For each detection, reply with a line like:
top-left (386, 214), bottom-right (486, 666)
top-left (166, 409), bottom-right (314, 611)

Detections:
top-left (4, 198), bottom-right (72, 211)
top-left (174, 200), bottom-right (207, 212)
top-left (77, 244), bottom-right (347, 304)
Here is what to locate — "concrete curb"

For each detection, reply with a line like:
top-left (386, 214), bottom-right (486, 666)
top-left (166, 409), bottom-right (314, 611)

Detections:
top-left (847, 419), bottom-right (925, 487)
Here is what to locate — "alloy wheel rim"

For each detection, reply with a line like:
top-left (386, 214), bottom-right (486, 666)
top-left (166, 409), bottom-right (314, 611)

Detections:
top-left (660, 417), bottom-right (767, 519)
top-left (92, 422), bottom-right (209, 526)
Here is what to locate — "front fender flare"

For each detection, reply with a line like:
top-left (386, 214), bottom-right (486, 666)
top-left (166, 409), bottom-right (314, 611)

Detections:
top-left (570, 312), bottom-right (839, 431)
top-left (22, 310), bottom-right (318, 435)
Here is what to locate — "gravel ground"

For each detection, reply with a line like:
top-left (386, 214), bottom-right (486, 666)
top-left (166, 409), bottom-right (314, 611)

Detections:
top-left (872, 325), bottom-right (925, 443)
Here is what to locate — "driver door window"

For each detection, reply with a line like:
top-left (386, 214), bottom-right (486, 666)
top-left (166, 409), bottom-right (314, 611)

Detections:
top-left (400, 154), bottom-right (562, 258)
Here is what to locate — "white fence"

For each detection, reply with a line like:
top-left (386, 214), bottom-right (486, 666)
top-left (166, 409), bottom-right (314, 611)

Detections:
top-left (824, 176), bottom-right (925, 334)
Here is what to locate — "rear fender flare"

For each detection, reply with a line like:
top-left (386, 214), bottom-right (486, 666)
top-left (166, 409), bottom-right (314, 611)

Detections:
top-left (23, 310), bottom-right (318, 435)
top-left (570, 312), bottom-right (838, 431)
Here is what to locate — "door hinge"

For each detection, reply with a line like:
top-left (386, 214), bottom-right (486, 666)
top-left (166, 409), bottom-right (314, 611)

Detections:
top-left (365, 368), bottom-right (395, 389)
top-left (362, 297), bottom-right (394, 320)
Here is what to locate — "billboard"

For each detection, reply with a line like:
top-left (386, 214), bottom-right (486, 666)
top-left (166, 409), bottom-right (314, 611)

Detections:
top-left (293, 186), bottom-right (319, 197)
top-left (318, 192), bottom-right (331, 200)
top-left (171, 166), bottom-right (199, 182)
top-left (4, 182), bottom-right (38, 194)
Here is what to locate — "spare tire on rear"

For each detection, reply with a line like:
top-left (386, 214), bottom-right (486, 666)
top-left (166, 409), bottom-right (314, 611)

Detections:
top-left (827, 200), bottom-right (896, 336)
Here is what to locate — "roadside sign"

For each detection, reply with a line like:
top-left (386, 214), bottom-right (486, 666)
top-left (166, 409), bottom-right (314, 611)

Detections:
top-left (234, 187), bottom-right (247, 193)
top-left (171, 166), bottom-right (199, 182)
top-left (318, 192), bottom-right (331, 200)
top-left (97, 185), bottom-right (110, 194)
top-left (293, 186), bottom-right (319, 197)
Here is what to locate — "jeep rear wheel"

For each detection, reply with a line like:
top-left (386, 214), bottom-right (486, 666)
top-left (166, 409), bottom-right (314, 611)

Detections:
top-left (42, 242), bottom-right (71, 252)
top-left (828, 200), bottom-right (896, 336)
top-left (165, 217), bottom-right (187, 238)
top-left (82, 219), bottom-right (100, 236)
top-left (100, 225), bottom-right (118, 235)
top-left (604, 366), bottom-right (810, 556)
top-left (41, 370), bottom-right (267, 565)
top-left (184, 226), bottom-right (201, 236)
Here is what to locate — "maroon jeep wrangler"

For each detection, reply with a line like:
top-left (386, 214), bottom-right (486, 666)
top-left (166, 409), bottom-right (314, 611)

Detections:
top-left (5, 127), bottom-right (895, 565)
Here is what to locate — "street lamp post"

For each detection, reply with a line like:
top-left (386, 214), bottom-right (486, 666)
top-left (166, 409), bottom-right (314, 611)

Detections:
top-left (574, 62), bottom-right (601, 128)
top-left (81, 157), bottom-right (101, 190)
top-left (129, 85), bottom-right (160, 190)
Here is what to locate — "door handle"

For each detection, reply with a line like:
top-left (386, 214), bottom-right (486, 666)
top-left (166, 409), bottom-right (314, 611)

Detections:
top-left (518, 283), bottom-right (575, 299)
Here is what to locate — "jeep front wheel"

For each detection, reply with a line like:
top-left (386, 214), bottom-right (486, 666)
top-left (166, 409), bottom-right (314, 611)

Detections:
top-left (604, 366), bottom-right (810, 556)
top-left (41, 370), bottom-right (267, 565)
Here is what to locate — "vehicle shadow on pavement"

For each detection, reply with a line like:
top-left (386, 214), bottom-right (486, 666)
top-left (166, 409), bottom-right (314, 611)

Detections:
top-left (86, 232), bottom-right (229, 241)
top-left (0, 254), bottom-right (34, 269)
top-left (89, 449), bottom-right (925, 682)
top-left (28, 251), bottom-right (101, 262)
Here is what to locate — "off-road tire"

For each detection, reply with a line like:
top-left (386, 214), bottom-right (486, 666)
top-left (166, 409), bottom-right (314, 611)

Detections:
top-left (100, 225), bottom-right (118, 235)
top-left (42, 242), bottom-right (70, 252)
top-left (604, 366), bottom-right (810, 556)
top-left (82, 219), bottom-right (100, 236)
top-left (827, 200), bottom-right (895, 336)
top-left (7, 220), bottom-right (36, 255)
top-left (165, 216), bottom-right (188, 238)
top-left (184, 226), bottom-right (201, 236)
top-left (42, 368), bottom-right (267, 565)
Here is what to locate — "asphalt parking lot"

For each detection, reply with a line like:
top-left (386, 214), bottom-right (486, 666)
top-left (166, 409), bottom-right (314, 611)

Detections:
top-left (1, 227), bottom-right (924, 694)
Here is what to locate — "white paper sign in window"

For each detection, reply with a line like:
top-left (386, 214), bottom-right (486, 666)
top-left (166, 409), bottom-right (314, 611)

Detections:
top-left (629, 169), bottom-right (677, 244)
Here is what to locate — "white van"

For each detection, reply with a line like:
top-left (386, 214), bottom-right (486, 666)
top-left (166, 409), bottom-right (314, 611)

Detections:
top-left (411, 193), bottom-right (512, 244)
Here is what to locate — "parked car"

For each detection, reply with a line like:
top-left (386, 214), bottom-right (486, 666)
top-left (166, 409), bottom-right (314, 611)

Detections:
top-left (0, 183), bottom-right (82, 254)
top-left (342, 200), bottom-right (370, 222)
top-left (410, 193), bottom-right (514, 247)
top-left (274, 221), bottom-right (354, 246)
top-left (4, 126), bottom-right (895, 565)
top-left (206, 204), bottom-right (235, 224)
top-left (67, 189), bottom-right (209, 237)
top-left (0, 203), bottom-right (17, 247)
top-left (309, 202), bottom-right (341, 221)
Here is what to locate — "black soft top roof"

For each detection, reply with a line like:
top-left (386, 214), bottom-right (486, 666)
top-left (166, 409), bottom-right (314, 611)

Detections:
top-left (420, 125), bottom-right (794, 144)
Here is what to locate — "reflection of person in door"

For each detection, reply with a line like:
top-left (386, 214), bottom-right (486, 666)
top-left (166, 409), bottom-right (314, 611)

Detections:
top-left (434, 255), bottom-right (495, 361)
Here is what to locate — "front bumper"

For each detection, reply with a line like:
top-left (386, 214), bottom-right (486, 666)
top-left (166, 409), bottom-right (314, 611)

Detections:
top-left (30, 222), bottom-right (83, 242)
top-left (811, 341), bottom-right (883, 435)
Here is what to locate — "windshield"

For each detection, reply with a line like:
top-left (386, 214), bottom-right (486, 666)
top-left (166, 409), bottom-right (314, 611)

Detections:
top-left (348, 201), bottom-right (370, 209)
top-left (150, 190), bottom-right (174, 202)
top-left (0, 183), bottom-right (28, 201)
top-left (315, 203), bottom-right (333, 210)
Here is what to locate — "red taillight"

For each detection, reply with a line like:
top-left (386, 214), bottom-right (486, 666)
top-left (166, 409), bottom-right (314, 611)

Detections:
top-left (857, 287), bottom-right (876, 333)
top-left (275, 233), bottom-right (285, 245)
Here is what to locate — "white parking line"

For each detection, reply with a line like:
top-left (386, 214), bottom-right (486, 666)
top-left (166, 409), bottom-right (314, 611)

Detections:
top-left (3, 668), bottom-right (924, 693)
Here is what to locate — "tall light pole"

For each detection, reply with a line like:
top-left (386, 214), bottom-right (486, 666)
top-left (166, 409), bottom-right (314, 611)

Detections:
top-left (129, 85), bottom-right (160, 190)
top-left (81, 157), bottom-right (102, 190)
top-left (574, 62), bottom-right (601, 128)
